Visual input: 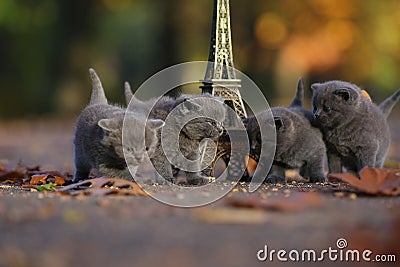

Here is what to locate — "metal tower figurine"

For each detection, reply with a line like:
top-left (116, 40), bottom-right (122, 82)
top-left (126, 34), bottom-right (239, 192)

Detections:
top-left (201, 0), bottom-right (247, 120)
top-left (201, 0), bottom-right (250, 180)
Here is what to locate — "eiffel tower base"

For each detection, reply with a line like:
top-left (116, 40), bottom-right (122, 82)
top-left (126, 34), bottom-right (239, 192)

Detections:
top-left (202, 128), bottom-right (256, 182)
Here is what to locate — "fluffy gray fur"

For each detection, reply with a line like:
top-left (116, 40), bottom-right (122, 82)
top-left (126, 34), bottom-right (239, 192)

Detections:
top-left (246, 78), bottom-right (326, 183)
top-left (311, 80), bottom-right (400, 173)
top-left (124, 84), bottom-right (225, 185)
top-left (73, 69), bottom-right (164, 182)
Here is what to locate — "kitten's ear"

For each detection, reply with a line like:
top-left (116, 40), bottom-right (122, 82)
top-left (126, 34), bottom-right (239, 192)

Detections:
top-left (182, 99), bottom-right (202, 114)
top-left (147, 119), bottom-right (165, 130)
top-left (333, 88), bottom-right (355, 103)
top-left (98, 119), bottom-right (118, 132)
top-left (311, 83), bottom-right (321, 91)
top-left (274, 117), bottom-right (284, 131)
top-left (124, 81), bottom-right (134, 106)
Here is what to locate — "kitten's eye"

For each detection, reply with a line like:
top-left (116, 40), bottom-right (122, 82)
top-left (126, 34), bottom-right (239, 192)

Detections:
top-left (145, 146), bottom-right (150, 151)
top-left (323, 105), bottom-right (331, 112)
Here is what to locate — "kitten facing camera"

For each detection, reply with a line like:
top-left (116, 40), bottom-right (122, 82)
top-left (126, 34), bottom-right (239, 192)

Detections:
top-left (124, 83), bottom-right (225, 185)
top-left (246, 78), bottom-right (326, 183)
top-left (311, 80), bottom-right (400, 174)
top-left (73, 69), bottom-right (164, 182)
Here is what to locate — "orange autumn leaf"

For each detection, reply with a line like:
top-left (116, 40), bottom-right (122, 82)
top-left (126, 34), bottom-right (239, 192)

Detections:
top-left (57, 178), bottom-right (147, 196)
top-left (30, 174), bottom-right (66, 186)
top-left (329, 167), bottom-right (400, 196)
top-left (361, 89), bottom-right (372, 102)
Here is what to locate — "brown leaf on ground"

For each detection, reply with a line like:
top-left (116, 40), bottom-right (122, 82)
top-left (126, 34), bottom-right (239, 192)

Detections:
top-left (57, 178), bottom-right (147, 196)
top-left (0, 165), bottom-right (28, 182)
top-left (329, 167), bottom-right (400, 196)
top-left (30, 174), bottom-right (67, 186)
top-left (226, 192), bottom-right (322, 212)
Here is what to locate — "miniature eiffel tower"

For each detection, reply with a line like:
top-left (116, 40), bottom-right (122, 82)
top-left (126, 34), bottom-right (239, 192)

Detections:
top-left (200, 0), bottom-right (250, 180)
top-left (201, 0), bottom-right (247, 120)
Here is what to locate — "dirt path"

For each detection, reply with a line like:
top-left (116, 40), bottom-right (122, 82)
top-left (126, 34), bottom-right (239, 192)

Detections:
top-left (0, 119), bottom-right (399, 267)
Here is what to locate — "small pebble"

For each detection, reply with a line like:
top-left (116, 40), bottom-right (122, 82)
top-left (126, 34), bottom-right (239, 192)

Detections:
top-left (271, 188), bottom-right (278, 192)
top-left (349, 193), bottom-right (357, 200)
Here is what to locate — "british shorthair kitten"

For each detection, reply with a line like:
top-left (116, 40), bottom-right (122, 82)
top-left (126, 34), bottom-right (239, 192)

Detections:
top-left (124, 82), bottom-right (226, 185)
top-left (311, 80), bottom-right (400, 173)
top-left (246, 78), bottom-right (326, 183)
top-left (73, 69), bottom-right (164, 182)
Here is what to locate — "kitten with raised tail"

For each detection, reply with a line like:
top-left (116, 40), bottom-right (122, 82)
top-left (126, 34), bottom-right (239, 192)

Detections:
top-left (124, 83), bottom-right (225, 185)
top-left (246, 78), bottom-right (326, 183)
top-left (73, 69), bottom-right (164, 182)
top-left (311, 80), bottom-right (400, 174)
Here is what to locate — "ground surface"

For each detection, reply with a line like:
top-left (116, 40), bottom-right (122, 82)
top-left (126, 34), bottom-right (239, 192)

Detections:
top-left (0, 118), bottom-right (399, 267)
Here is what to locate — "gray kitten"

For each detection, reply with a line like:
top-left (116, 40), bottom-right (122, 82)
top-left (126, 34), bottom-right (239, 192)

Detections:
top-left (311, 80), bottom-right (400, 173)
top-left (246, 78), bottom-right (326, 183)
top-left (124, 83), bottom-right (225, 185)
top-left (73, 69), bottom-right (164, 182)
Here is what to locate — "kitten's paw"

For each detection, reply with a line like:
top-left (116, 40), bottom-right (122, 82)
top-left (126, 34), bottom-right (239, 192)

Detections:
top-left (309, 176), bottom-right (326, 183)
top-left (265, 175), bottom-right (285, 184)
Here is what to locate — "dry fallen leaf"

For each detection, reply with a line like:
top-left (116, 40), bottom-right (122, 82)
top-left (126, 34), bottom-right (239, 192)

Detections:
top-left (329, 167), bottom-right (400, 196)
top-left (0, 166), bottom-right (27, 182)
top-left (30, 174), bottom-right (67, 186)
top-left (57, 178), bottom-right (147, 196)
top-left (226, 192), bottom-right (322, 212)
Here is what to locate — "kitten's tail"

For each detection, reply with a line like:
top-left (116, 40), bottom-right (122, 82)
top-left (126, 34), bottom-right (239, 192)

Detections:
top-left (378, 89), bottom-right (400, 118)
top-left (88, 68), bottom-right (108, 106)
top-left (289, 77), bottom-right (304, 107)
top-left (124, 81), bottom-right (134, 106)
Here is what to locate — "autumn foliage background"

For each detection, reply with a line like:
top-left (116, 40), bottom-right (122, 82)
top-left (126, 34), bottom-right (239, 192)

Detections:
top-left (0, 0), bottom-right (400, 117)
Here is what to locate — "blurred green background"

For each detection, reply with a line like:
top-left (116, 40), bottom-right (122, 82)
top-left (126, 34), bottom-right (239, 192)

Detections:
top-left (1, 0), bottom-right (400, 119)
